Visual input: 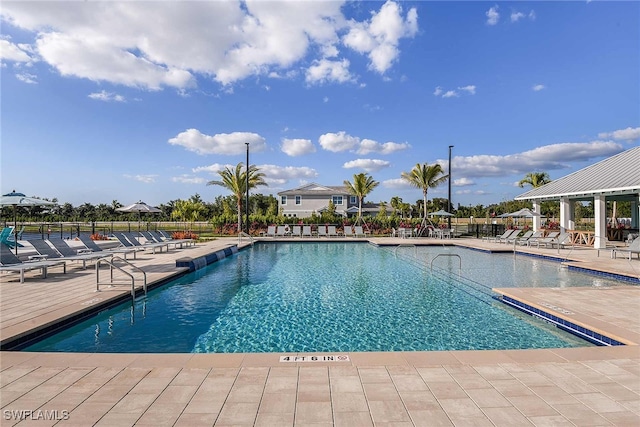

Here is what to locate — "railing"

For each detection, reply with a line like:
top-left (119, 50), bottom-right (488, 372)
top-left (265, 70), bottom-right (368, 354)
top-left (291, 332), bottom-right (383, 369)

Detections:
top-left (430, 253), bottom-right (461, 273)
top-left (394, 244), bottom-right (417, 258)
top-left (96, 255), bottom-right (147, 300)
top-left (238, 232), bottom-right (254, 246)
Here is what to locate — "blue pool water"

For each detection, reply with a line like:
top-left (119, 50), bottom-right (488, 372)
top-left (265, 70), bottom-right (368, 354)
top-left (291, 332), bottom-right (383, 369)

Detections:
top-left (25, 242), bottom-right (625, 353)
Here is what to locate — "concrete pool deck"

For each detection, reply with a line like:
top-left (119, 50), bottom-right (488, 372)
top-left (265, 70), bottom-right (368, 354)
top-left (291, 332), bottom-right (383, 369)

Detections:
top-left (1, 237), bottom-right (639, 426)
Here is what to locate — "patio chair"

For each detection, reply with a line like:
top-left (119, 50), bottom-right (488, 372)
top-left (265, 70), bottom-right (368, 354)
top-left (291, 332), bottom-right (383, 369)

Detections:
top-left (265, 226), bottom-right (277, 237)
top-left (354, 226), bottom-right (369, 238)
top-left (302, 225), bottom-right (313, 237)
top-left (611, 238), bottom-right (640, 260)
top-left (0, 226), bottom-right (23, 248)
top-left (0, 242), bottom-right (67, 283)
top-left (78, 235), bottom-right (141, 260)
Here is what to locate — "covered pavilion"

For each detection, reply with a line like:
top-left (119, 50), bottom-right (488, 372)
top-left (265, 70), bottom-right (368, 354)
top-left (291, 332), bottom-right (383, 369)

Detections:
top-left (515, 146), bottom-right (640, 249)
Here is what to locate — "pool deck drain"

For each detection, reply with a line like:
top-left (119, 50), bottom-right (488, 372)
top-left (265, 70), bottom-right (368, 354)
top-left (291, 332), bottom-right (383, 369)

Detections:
top-left (1, 237), bottom-right (639, 426)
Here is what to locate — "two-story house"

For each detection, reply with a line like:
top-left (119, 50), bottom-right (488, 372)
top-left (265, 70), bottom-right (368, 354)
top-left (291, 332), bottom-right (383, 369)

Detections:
top-left (277, 183), bottom-right (357, 218)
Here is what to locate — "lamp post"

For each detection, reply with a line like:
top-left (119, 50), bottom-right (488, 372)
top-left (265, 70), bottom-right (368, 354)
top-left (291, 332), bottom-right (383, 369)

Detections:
top-left (448, 145), bottom-right (454, 228)
top-left (245, 143), bottom-right (250, 235)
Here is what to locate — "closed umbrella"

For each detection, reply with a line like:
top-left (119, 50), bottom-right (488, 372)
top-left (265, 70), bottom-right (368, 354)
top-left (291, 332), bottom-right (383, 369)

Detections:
top-left (0, 190), bottom-right (56, 254)
top-left (116, 201), bottom-right (161, 231)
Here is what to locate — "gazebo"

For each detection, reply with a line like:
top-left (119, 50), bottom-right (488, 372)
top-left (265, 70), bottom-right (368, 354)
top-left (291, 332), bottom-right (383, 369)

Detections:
top-left (515, 146), bottom-right (640, 249)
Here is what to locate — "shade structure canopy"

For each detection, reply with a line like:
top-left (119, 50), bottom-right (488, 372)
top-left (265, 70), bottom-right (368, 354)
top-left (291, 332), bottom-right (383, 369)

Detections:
top-left (116, 201), bottom-right (161, 231)
top-left (499, 208), bottom-right (545, 218)
top-left (0, 190), bottom-right (56, 254)
top-left (428, 209), bottom-right (454, 217)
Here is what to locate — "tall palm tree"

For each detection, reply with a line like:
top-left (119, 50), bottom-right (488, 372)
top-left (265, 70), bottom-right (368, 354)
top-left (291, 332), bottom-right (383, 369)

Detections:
top-left (207, 163), bottom-right (267, 232)
top-left (401, 163), bottom-right (448, 220)
top-left (518, 172), bottom-right (551, 188)
top-left (343, 173), bottom-right (379, 222)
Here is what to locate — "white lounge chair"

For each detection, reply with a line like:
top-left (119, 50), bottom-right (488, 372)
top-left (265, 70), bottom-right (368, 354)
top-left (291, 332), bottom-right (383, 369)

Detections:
top-left (276, 225), bottom-right (289, 237)
top-left (343, 225), bottom-right (355, 237)
top-left (483, 229), bottom-right (516, 243)
top-left (529, 231), bottom-right (560, 248)
top-left (266, 226), bottom-right (277, 237)
top-left (327, 225), bottom-right (338, 237)
top-left (354, 226), bottom-right (368, 238)
top-left (302, 226), bottom-right (313, 237)
top-left (317, 226), bottom-right (328, 237)
top-left (612, 238), bottom-right (640, 260)
top-left (291, 225), bottom-right (302, 237)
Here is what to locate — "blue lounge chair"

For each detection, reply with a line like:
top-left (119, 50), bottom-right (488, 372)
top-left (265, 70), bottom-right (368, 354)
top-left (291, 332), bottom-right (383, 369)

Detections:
top-left (0, 243), bottom-right (67, 283)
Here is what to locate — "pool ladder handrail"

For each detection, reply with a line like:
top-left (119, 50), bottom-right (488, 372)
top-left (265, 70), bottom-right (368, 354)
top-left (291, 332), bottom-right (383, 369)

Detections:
top-left (238, 232), bottom-right (254, 246)
top-left (430, 253), bottom-right (462, 273)
top-left (96, 255), bottom-right (147, 300)
top-left (394, 244), bottom-right (417, 258)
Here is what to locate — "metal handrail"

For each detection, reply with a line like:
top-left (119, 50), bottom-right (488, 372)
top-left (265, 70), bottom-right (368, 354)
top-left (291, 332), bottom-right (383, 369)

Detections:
top-left (394, 244), bottom-right (417, 258)
top-left (430, 253), bottom-right (462, 273)
top-left (96, 255), bottom-right (147, 299)
top-left (238, 232), bottom-right (254, 246)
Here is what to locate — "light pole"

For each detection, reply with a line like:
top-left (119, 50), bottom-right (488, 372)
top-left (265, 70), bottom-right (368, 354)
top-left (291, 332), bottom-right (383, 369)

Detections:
top-left (448, 145), bottom-right (454, 228)
top-left (245, 143), bottom-right (250, 235)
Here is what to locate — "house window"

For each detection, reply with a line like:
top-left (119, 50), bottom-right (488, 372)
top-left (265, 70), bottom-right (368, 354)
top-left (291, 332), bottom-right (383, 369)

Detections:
top-left (332, 195), bottom-right (344, 205)
top-left (281, 195), bottom-right (287, 205)
top-left (350, 196), bottom-right (357, 204)
top-left (295, 195), bottom-right (302, 205)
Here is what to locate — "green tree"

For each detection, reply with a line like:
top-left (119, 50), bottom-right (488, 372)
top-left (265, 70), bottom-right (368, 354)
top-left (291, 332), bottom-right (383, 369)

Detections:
top-left (172, 199), bottom-right (205, 231)
top-left (518, 172), bottom-right (551, 188)
top-left (207, 162), bottom-right (267, 232)
top-left (343, 172), bottom-right (380, 222)
top-left (401, 163), bottom-right (448, 220)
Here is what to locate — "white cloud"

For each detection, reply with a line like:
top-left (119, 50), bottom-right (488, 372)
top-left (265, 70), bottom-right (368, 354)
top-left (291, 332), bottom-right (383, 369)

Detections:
top-left (510, 11), bottom-right (525, 23)
top-left (434, 84), bottom-right (476, 98)
top-left (453, 178), bottom-right (475, 187)
top-left (192, 163), bottom-right (234, 174)
top-left (171, 175), bottom-right (207, 184)
top-left (433, 86), bottom-right (443, 96)
top-left (0, 37), bottom-right (32, 62)
top-left (357, 139), bottom-right (410, 155)
top-left (598, 127), bottom-right (640, 141)
top-left (281, 138), bottom-right (316, 156)
top-left (486, 6), bottom-right (500, 26)
top-left (343, 0), bottom-right (418, 74)
top-left (256, 164), bottom-right (318, 186)
top-left (15, 72), bottom-right (37, 84)
top-left (458, 85), bottom-right (476, 95)
top-left (529, 10), bottom-right (536, 21)
top-left (532, 84), bottom-right (545, 91)
top-left (88, 90), bottom-right (125, 102)
top-left (123, 174), bottom-right (157, 183)
top-left (382, 178), bottom-right (411, 189)
top-left (168, 129), bottom-right (267, 155)
top-left (442, 90), bottom-right (458, 98)
top-left (1, 1), bottom-right (417, 89)
top-left (306, 58), bottom-right (354, 85)
top-left (319, 131), bottom-right (360, 152)
top-left (444, 141), bottom-right (624, 178)
top-left (343, 158), bottom-right (390, 172)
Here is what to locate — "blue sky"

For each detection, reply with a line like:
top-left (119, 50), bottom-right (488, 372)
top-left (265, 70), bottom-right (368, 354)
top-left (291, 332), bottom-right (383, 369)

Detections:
top-left (1, 1), bottom-right (638, 208)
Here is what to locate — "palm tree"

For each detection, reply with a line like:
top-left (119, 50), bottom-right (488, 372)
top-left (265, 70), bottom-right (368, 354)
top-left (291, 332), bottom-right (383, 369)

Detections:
top-left (207, 163), bottom-right (267, 232)
top-left (518, 172), bottom-right (551, 188)
top-left (401, 163), bottom-right (448, 220)
top-left (343, 173), bottom-right (379, 222)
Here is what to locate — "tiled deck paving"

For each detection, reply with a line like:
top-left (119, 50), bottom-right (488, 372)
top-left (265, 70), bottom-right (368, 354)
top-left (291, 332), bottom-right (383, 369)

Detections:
top-left (1, 237), bottom-right (639, 426)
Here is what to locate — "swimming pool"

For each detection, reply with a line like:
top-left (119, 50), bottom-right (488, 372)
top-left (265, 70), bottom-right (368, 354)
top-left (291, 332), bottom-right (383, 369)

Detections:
top-left (25, 242), bottom-right (625, 353)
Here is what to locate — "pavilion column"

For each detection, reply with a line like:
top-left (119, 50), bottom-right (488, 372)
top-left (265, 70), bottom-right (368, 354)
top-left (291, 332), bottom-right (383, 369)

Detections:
top-left (532, 201), bottom-right (542, 232)
top-left (559, 197), bottom-right (574, 232)
top-left (631, 198), bottom-right (639, 230)
top-left (594, 195), bottom-right (607, 249)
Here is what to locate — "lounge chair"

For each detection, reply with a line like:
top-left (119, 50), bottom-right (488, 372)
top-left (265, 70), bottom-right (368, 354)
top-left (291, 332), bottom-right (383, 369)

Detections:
top-left (150, 231), bottom-right (195, 248)
top-left (276, 225), bottom-right (289, 237)
top-left (0, 243), bottom-right (67, 283)
top-left (612, 238), bottom-right (640, 260)
top-left (41, 238), bottom-right (114, 269)
top-left (327, 225), bottom-right (338, 237)
top-left (302, 225), bottom-right (313, 237)
top-left (142, 231), bottom-right (187, 250)
top-left (0, 226), bottom-right (22, 248)
top-left (265, 226), bottom-right (277, 237)
top-left (78, 235), bottom-right (141, 260)
top-left (317, 226), bottom-right (328, 237)
top-left (354, 226), bottom-right (369, 238)
top-left (529, 231), bottom-right (560, 248)
top-left (291, 225), bottom-right (302, 237)
top-left (483, 229), bottom-right (516, 243)
top-left (517, 230), bottom-right (544, 246)
top-left (541, 232), bottom-right (573, 249)
top-left (114, 232), bottom-right (168, 254)
top-left (507, 230), bottom-right (532, 244)
top-left (343, 225), bottom-right (355, 237)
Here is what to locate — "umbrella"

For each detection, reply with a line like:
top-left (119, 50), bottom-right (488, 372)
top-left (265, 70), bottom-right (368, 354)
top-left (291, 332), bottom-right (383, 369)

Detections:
top-left (1, 190), bottom-right (56, 254)
top-left (116, 201), bottom-right (161, 231)
top-left (428, 209), bottom-right (454, 217)
top-left (499, 208), bottom-right (545, 218)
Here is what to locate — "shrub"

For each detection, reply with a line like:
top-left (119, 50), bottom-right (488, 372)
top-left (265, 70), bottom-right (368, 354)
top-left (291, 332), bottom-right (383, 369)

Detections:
top-left (172, 231), bottom-right (199, 240)
top-left (90, 233), bottom-right (109, 241)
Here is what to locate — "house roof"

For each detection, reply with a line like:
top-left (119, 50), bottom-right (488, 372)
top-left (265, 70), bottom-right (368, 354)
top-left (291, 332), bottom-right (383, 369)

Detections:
top-left (278, 182), bottom-right (349, 196)
top-left (515, 146), bottom-right (640, 201)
